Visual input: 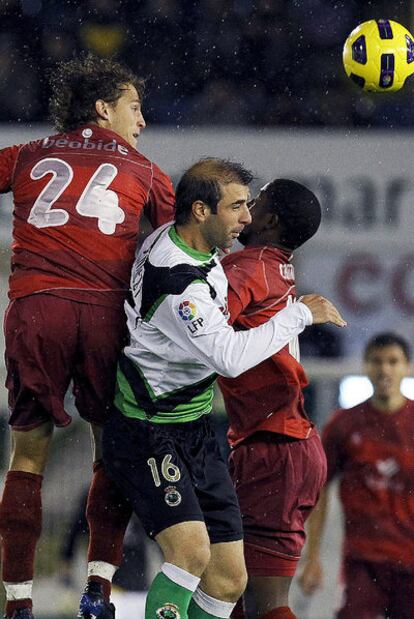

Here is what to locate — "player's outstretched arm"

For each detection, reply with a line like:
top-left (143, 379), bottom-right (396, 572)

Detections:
top-left (300, 294), bottom-right (347, 328)
top-left (153, 286), bottom-right (347, 379)
top-left (152, 282), bottom-right (314, 378)
top-left (298, 485), bottom-right (330, 596)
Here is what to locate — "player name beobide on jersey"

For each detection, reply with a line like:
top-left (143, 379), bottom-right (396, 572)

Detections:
top-left (42, 136), bottom-right (129, 155)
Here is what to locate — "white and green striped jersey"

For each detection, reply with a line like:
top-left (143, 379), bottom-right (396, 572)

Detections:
top-left (115, 223), bottom-right (313, 424)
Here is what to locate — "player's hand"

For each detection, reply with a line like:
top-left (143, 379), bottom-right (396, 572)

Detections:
top-left (298, 558), bottom-right (324, 595)
top-left (300, 294), bottom-right (347, 327)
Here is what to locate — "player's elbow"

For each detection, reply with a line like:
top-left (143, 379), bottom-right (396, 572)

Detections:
top-left (210, 337), bottom-right (247, 377)
top-left (217, 362), bottom-right (244, 378)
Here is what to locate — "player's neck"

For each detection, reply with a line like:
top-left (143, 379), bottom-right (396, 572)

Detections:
top-left (371, 392), bottom-right (406, 414)
top-left (246, 238), bottom-right (292, 252)
top-left (174, 224), bottom-right (214, 255)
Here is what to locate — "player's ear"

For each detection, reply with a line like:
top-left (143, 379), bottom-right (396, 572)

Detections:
top-left (95, 99), bottom-right (111, 121)
top-left (192, 200), bottom-right (210, 223)
top-left (264, 212), bottom-right (279, 230)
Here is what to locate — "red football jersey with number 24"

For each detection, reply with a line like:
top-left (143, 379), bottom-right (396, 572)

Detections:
top-left (0, 124), bottom-right (175, 307)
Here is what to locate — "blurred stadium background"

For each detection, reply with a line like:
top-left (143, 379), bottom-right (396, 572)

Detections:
top-left (1, 0), bottom-right (414, 617)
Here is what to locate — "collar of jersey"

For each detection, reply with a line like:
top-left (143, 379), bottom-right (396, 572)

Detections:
top-left (76, 124), bottom-right (133, 151)
top-left (169, 225), bottom-right (216, 262)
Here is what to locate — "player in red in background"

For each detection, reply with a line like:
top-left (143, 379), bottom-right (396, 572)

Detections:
top-left (218, 179), bottom-right (332, 619)
top-left (299, 333), bottom-right (414, 619)
top-left (0, 55), bottom-right (175, 619)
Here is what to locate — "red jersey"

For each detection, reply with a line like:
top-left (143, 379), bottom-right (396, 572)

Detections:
top-left (0, 125), bottom-right (175, 307)
top-left (323, 398), bottom-right (414, 568)
top-left (219, 246), bottom-right (313, 446)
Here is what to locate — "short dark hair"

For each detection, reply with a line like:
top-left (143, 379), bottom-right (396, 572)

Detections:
top-left (261, 179), bottom-right (321, 249)
top-left (175, 158), bottom-right (254, 225)
top-left (49, 54), bottom-right (145, 132)
top-left (364, 332), bottom-right (411, 361)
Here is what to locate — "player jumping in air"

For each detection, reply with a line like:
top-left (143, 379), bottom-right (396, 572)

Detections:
top-left (299, 333), bottom-right (414, 619)
top-left (102, 159), bottom-right (346, 619)
top-left (0, 54), bottom-right (175, 619)
top-left (218, 179), bottom-right (333, 619)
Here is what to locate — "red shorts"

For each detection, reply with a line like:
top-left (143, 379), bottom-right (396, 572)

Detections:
top-left (4, 294), bottom-right (127, 430)
top-left (336, 557), bottom-right (414, 619)
top-left (229, 431), bottom-right (326, 577)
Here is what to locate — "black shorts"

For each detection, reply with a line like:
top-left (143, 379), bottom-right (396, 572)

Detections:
top-left (103, 408), bottom-right (243, 543)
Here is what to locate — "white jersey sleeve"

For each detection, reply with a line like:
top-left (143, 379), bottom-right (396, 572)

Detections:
top-left (151, 281), bottom-right (313, 378)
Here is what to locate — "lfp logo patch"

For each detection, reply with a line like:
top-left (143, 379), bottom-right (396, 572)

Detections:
top-left (178, 300), bottom-right (197, 321)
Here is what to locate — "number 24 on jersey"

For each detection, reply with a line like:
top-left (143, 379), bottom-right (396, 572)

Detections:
top-left (28, 157), bottom-right (125, 235)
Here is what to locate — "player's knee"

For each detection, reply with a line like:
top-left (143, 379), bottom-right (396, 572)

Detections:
top-left (214, 564), bottom-right (248, 602)
top-left (165, 536), bottom-right (211, 576)
top-left (157, 522), bottom-right (211, 576)
top-left (184, 540), bottom-right (211, 576)
top-left (185, 544), bottom-right (211, 576)
top-left (230, 565), bottom-right (248, 600)
top-left (10, 439), bottom-right (49, 471)
top-left (10, 423), bottom-right (54, 474)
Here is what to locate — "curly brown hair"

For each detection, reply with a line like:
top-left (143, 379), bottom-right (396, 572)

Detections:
top-left (49, 54), bottom-right (145, 133)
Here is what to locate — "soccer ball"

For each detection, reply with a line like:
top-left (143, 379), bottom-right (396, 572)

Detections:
top-left (342, 19), bottom-right (414, 92)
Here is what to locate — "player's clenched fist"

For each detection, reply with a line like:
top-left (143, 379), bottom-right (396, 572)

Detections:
top-left (300, 294), bottom-right (347, 327)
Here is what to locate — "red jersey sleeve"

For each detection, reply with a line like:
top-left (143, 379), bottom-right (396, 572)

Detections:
top-left (322, 409), bottom-right (348, 482)
top-left (144, 163), bottom-right (175, 229)
top-left (226, 288), bottom-right (245, 326)
top-left (223, 253), bottom-right (268, 326)
top-left (0, 145), bottom-right (21, 193)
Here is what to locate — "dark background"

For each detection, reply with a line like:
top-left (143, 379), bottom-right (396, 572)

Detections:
top-left (1, 0), bottom-right (413, 128)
